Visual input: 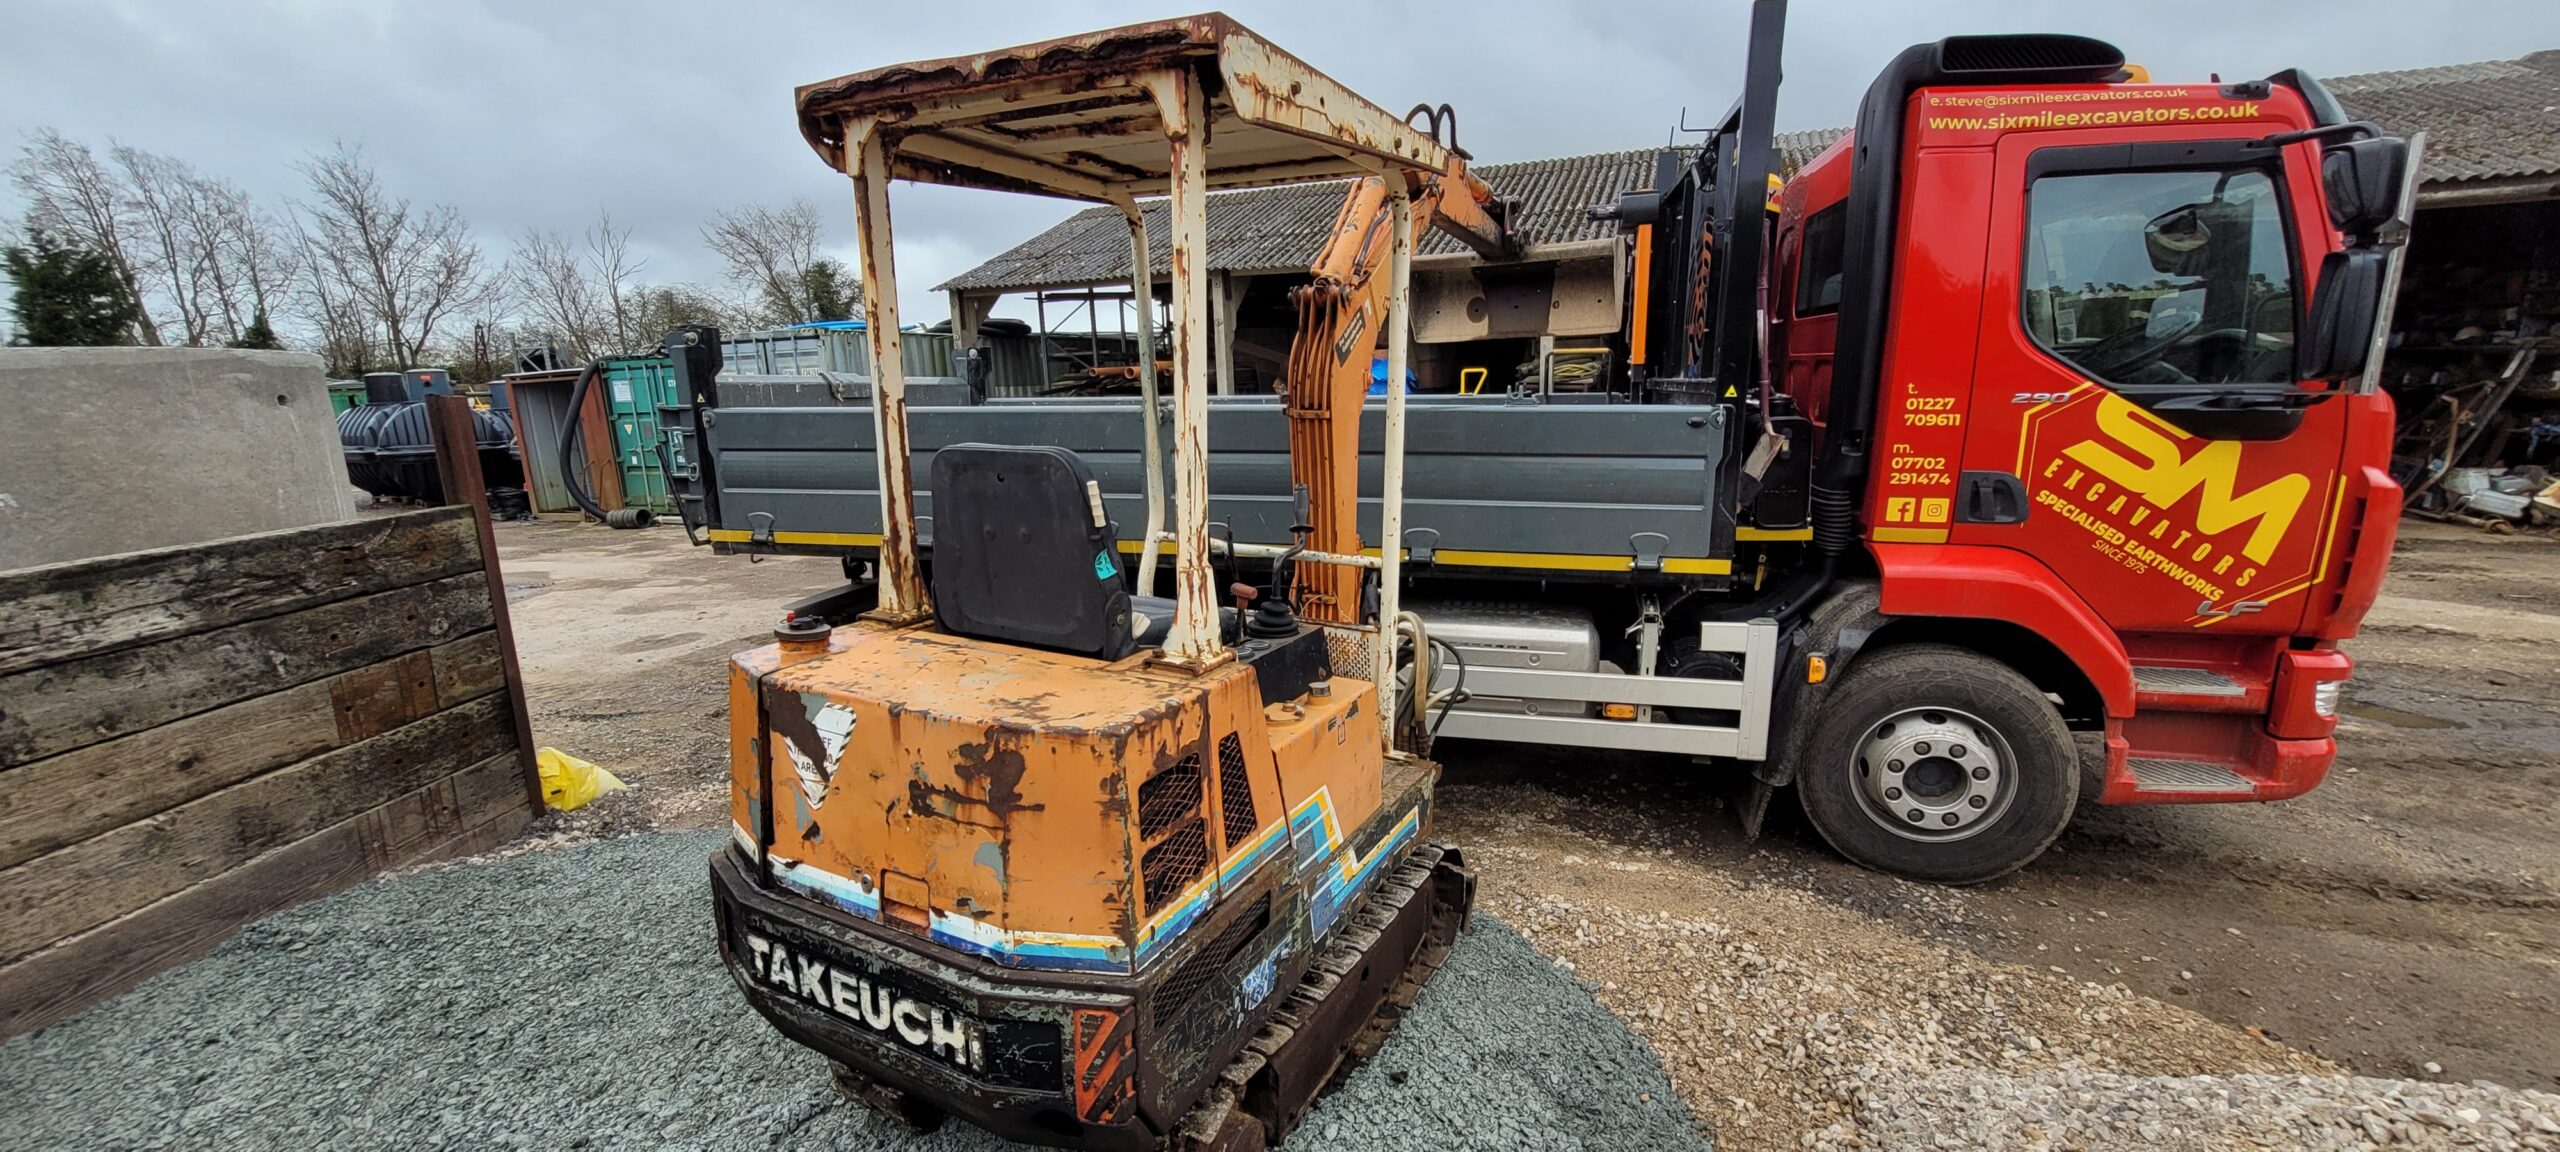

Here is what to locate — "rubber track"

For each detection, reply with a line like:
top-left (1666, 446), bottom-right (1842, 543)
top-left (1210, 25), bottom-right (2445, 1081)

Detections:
top-left (1173, 843), bottom-right (1465, 1152)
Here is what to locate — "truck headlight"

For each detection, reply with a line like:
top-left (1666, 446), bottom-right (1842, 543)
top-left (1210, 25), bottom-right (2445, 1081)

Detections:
top-left (2313, 679), bottom-right (2342, 718)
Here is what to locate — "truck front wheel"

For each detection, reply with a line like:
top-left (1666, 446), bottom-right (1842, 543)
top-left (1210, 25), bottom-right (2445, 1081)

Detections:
top-left (1794, 644), bottom-right (2076, 884)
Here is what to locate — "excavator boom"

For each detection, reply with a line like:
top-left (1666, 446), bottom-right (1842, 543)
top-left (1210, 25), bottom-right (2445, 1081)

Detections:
top-left (1287, 158), bottom-right (1516, 623)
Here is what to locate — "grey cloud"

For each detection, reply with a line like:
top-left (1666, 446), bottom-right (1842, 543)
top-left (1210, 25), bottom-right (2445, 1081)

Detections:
top-left (7, 0), bottom-right (2556, 324)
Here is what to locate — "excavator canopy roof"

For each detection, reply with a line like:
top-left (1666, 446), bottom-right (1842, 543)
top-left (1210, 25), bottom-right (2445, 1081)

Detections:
top-left (794, 12), bottom-right (1453, 202)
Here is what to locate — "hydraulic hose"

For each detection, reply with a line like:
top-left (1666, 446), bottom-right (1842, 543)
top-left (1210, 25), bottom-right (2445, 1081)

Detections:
top-left (557, 361), bottom-right (645, 528)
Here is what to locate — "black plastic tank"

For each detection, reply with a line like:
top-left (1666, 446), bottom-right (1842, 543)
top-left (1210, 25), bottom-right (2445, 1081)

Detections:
top-left (338, 398), bottom-right (522, 504)
top-left (404, 368), bottom-right (454, 400)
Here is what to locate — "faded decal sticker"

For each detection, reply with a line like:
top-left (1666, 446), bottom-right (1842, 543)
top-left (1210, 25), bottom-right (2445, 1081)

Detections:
top-left (781, 697), bottom-right (858, 811)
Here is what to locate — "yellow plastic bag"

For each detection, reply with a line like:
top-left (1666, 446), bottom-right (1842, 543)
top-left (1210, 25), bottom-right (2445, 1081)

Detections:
top-left (537, 747), bottom-right (628, 811)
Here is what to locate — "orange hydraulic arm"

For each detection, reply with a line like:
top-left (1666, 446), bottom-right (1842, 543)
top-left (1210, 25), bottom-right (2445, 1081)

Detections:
top-left (1283, 157), bottom-right (1513, 624)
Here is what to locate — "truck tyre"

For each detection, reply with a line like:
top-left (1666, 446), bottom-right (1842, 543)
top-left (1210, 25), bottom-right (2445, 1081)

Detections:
top-left (1794, 644), bottom-right (2075, 884)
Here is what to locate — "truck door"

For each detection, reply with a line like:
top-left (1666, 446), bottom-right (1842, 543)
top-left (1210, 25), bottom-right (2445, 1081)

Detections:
top-left (1956, 129), bottom-right (2348, 635)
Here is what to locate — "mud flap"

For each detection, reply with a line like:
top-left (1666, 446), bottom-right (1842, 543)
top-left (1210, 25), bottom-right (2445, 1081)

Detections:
top-left (1736, 777), bottom-right (1778, 842)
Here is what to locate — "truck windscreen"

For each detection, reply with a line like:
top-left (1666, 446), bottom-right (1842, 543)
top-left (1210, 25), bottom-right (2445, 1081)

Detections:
top-left (2023, 167), bottom-right (2298, 388)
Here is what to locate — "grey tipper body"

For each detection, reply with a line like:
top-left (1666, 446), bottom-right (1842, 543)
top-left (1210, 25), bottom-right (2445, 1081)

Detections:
top-left (677, 384), bottom-right (1734, 574)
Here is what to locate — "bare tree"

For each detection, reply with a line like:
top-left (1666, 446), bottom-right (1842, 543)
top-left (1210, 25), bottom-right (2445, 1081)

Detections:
top-left (113, 145), bottom-right (214, 344)
top-left (510, 209), bottom-right (648, 362)
top-left (213, 181), bottom-right (295, 335)
top-left (510, 226), bottom-right (601, 362)
top-left (169, 168), bottom-right (294, 344)
top-left (17, 130), bottom-right (299, 348)
top-left (9, 128), bottom-right (157, 344)
top-left (702, 199), bottom-right (856, 328)
top-left (297, 143), bottom-right (497, 368)
top-left (588, 211), bottom-right (645, 353)
top-left (286, 204), bottom-right (376, 375)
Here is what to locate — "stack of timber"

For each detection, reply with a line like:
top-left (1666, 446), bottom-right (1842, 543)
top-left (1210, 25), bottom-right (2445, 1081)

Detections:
top-left (0, 507), bottom-right (539, 1038)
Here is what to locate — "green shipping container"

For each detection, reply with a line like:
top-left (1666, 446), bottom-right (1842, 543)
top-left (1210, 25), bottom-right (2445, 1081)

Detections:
top-left (600, 356), bottom-right (683, 515)
top-left (327, 381), bottom-right (368, 415)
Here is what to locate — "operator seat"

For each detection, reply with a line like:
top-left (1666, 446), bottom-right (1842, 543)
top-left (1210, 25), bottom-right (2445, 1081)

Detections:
top-left (928, 443), bottom-right (1134, 660)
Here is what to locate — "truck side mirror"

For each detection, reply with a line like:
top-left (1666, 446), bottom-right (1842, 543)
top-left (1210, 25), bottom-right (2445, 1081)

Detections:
top-left (2300, 248), bottom-right (2385, 381)
top-left (2322, 137), bottom-right (2408, 234)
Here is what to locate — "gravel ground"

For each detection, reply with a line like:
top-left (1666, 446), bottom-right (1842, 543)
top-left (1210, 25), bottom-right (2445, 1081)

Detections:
top-left (0, 830), bottom-right (1706, 1152)
top-left (1445, 785), bottom-right (2560, 1152)
top-left (1818, 1070), bottom-right (2560, 1150)
top-left (457, 521), bottom-right (2560, 1149)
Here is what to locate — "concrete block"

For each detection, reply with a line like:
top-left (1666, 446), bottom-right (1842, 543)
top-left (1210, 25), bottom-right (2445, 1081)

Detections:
top-left (0, 348), bottom-right (358, 571)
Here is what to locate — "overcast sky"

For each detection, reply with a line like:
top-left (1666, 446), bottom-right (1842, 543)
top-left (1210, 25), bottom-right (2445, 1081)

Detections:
top-left (8, 0), bottom-right (2558, 328)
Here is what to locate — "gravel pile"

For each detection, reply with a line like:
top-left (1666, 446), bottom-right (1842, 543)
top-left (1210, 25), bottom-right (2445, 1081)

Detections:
top-left (0, 830), bottom-right (1705, 1152)
top-left (1813, 1069), bottom-right (2560, 1150)
top-left (1443, 784), bottom-right (2560, 1150)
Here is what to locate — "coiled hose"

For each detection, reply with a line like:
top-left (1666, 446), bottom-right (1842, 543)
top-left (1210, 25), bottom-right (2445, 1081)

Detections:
top-left (557, 362), bottom-right (652, 529)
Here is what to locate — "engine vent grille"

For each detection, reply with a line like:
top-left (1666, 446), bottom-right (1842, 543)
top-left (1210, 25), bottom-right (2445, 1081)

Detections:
top-left (1215, 733), bottom-right (1259, 850)
top-left (1137, 753), bottom-right (1203, 841)
top-left (1149, 892), bottom-right (1271, 1030)
top-left (1141, 818), bottom-right (1211, 911)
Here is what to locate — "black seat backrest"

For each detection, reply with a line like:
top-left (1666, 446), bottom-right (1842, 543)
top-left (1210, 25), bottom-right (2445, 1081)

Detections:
top-left (928, 443), bottom-right (1132, 659)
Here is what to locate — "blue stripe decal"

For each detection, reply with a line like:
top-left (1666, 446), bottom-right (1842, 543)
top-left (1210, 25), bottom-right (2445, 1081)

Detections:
top-left (759, 787), bottom-right (1413, 976)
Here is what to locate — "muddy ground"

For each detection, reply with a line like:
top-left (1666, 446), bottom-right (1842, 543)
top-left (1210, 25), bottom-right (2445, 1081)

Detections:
top-left (496, 517), bottom-right (2558, 1148)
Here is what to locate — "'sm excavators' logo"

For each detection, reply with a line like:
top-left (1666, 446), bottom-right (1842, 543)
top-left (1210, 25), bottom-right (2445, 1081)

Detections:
top-left (2060, 395), bottom-right (2309, 565)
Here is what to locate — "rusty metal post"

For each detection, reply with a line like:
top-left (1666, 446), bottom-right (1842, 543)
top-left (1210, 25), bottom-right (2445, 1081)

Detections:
top-left (1143, 68), bottom-right (1225, 669)
top-left (1121, 200), bottom-right (1168, 595)
top-left (425, 395), bottom-right (544, 810)
top-left (844, 115), bottom-right (930, 623)
top-left (1376, 186), bottom-right (1412, 746)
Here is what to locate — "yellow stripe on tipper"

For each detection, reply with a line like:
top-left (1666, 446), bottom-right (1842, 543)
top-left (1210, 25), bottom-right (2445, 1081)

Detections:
top-left (716, 528), bottom-right (1734, 577)
top-left (707, 528), bottom-right (881, 547)
top-left (1433, 549), bottom-right (1731, 575)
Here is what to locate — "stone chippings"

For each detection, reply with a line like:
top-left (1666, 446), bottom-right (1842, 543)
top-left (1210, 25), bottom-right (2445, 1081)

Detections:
top-left (1814, 1069), bottom-right (2560, 1151)
top-left (0, 830), bottom-right (1708, 1152)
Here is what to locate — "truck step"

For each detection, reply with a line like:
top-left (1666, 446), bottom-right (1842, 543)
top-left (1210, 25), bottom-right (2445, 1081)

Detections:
top-left (2126, 757), bottom-right (2256, 795)
top-left (2131, 664), bottom-right (2265, 714)
top-left (2132, 665), bottom-right (2245, 696)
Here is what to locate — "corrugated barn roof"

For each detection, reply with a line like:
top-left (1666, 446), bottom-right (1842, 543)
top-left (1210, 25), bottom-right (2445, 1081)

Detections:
top-left (2327, 51), bottom-right (2560, 186)
top-left (942, 54), bottom-right (2560, 294)
top-left (938, 148), bottom-right (1672, 293)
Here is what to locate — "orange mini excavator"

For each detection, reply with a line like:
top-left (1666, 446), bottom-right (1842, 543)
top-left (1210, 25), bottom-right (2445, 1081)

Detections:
top-left (704, 15), bottom-right (1509, 1150)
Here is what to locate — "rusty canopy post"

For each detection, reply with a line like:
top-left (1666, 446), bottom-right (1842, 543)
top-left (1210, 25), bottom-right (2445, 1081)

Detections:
top-left (843, 115), bottom-right (931, 623)
top-left (424, 394), bottom-right (545, 809)
top-left (1143, 67), bottom-right (1225, 670)
top-left (1376, 185), bottom-right (1413, 749)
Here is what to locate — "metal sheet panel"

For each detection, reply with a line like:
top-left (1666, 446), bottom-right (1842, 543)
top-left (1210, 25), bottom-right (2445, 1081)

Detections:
top-left (702, 396), bottom-right (1729, 571)
top-left (508, 379), bottom-right (581, 514)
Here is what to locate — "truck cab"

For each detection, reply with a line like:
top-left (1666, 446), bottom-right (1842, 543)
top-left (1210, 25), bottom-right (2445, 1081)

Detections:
top-left (1739, 40), bottom-right (2412, 878)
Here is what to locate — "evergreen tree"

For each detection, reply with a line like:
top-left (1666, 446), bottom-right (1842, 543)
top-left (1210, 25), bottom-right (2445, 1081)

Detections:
top-left (800, 257), bottom-right (861, 322)
top-left (3, 226), bottom-right (142, 346)
top-left (227, 310), bottom-right (284, 349)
